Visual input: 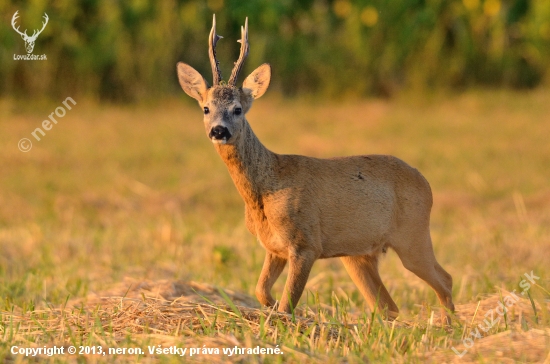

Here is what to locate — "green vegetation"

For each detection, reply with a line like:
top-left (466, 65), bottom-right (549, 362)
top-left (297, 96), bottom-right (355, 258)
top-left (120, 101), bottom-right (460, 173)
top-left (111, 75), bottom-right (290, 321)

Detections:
top-left (2, 0), bottom-right (550, 101)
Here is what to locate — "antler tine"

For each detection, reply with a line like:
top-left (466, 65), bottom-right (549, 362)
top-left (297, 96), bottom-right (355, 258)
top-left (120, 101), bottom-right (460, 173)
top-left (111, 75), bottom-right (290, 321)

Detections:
top-left (208, 14), bottom-right (223, 86)
top-left (41, 13), bottom-right (49, 30)
top-left (11, 11), bottom-right (28, 37)
top-left (228, 17), bottom-right (249, 86)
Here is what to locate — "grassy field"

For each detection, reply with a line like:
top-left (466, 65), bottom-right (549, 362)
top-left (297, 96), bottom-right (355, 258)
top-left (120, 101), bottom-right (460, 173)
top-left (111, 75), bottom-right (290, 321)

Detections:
top-left (0, 90), bottom-right (549, 363)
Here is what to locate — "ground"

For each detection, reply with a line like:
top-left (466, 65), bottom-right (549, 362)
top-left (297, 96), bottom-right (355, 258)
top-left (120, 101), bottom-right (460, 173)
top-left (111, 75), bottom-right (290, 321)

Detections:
top-left (0, 90), bottom-right (549, 362)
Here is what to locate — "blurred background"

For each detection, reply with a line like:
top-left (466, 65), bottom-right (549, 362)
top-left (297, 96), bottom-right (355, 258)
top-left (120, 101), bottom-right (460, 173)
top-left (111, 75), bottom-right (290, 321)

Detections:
top-left (1, 0), bottom-right (550, 101)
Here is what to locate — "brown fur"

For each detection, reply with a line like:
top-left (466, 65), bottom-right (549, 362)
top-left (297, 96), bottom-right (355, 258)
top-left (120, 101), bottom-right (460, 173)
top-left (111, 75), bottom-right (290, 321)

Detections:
top-left (176, 31), bottom-right (455, 324)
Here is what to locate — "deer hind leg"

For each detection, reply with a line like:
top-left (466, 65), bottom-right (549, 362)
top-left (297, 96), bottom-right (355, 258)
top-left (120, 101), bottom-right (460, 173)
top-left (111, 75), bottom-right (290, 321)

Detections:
top-left (255, 252), bottom-right (287, 307)
top-left (340, 255), bottom-right (399, 319)
top-left (393, 234), bottom-right (454, 325)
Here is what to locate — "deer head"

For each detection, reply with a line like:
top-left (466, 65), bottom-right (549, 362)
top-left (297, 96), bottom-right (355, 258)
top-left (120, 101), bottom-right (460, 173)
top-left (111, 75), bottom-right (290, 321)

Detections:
top-left (12, 11), bottom-right (49, 54)
top-left (177, 15), bottom-right (271, 145)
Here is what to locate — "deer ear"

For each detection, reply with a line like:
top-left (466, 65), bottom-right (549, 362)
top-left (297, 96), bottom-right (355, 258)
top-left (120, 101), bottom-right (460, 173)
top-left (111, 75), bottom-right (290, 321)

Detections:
top-left (177, 62), bottom-right (209, 103)
top-left (242, 63), bottom-right (271, 100)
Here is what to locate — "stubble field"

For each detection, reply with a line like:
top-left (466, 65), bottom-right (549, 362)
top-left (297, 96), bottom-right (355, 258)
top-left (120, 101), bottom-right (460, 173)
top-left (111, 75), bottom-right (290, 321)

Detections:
top-left (0, 90), bottom-right (549, 363)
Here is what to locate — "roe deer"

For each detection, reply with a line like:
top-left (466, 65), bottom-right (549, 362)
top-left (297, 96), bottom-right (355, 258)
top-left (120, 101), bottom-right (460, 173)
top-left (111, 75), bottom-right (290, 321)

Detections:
top-left (176, 15), bottom-right (455, 324)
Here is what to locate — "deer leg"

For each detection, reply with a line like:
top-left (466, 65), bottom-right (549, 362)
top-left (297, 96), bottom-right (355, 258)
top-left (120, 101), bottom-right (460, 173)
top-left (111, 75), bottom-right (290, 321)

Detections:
top-left (393, 235), bottom-right (454, 325)
top-left (255, 252), bottom-right (287, 307)
top-left (340, 255), bottom-right (399, 319)
top-left (278, 250), bottom-right (317, 313)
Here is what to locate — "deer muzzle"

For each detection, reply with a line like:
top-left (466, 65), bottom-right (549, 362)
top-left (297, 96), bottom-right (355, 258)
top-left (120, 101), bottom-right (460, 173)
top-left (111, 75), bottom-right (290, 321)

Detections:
top-left (209, 125), bottom-right (232, 143)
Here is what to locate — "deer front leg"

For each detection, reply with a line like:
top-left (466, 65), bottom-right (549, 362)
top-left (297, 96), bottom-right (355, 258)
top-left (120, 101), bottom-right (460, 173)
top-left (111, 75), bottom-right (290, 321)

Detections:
top-left (255, 252), bottom-right (287, 307)
top-left (278, 250), bottom-right (317, 313)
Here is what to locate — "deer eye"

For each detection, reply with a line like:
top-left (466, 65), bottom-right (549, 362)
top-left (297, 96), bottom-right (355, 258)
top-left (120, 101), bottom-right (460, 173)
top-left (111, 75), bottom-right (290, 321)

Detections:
top-left (234, 107), bottom-right (242, 115)
top-left (203, 107), bottom-right (210, 114)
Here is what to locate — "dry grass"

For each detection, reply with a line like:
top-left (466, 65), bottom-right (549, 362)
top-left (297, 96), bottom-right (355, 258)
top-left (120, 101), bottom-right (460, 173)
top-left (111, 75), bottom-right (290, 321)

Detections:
top-left (2, 279), bottom-right (549, 363)
top-left (0, 90), bottom-right (549, 362)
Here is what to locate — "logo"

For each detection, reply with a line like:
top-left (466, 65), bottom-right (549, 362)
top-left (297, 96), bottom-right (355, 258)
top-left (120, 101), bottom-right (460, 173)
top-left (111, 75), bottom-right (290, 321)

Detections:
top-left (12, 10), bottom-right (48, 60)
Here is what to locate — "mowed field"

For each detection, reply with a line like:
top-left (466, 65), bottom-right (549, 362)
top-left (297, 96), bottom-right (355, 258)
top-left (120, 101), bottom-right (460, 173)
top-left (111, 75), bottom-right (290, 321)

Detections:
top-left (0, 90), bottom-right (549, 363)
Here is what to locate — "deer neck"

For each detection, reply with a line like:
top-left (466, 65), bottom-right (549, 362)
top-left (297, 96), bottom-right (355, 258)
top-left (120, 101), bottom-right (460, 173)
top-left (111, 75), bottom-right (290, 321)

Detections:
top-left (214, 120), bottom-right (275, 209)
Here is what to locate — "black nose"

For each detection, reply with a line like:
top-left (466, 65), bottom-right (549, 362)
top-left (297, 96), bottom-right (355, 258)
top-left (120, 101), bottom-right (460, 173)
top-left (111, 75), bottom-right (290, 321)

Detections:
top-left (209, 125), bottom-right (231, 140)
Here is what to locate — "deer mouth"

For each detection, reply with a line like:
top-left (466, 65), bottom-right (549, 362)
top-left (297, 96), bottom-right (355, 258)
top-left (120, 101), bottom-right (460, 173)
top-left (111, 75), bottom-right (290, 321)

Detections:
top-left (211, 139), bottom-right (227, 144)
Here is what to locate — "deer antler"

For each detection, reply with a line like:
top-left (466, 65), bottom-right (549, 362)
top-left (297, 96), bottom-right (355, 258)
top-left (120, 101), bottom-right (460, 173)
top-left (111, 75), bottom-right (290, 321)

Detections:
top-left (11, 11), bottom-right (48, 41)
top-left (228, 17), bottom-right (249, 86)
top-left (209, 14), bottom-right (223, 86)
top-left (11, 11), bottom-right (29, 38)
